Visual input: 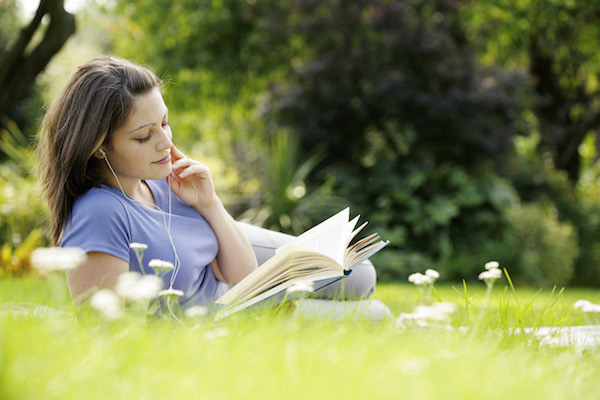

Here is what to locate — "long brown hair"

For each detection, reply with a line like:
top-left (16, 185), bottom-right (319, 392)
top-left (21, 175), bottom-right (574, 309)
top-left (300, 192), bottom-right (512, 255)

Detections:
top-left (37, 56), bottom-right (161, 245)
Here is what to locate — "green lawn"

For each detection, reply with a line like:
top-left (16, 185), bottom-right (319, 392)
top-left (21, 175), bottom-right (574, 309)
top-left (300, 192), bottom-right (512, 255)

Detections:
top-left (1, 275), bottom-right (599, 399)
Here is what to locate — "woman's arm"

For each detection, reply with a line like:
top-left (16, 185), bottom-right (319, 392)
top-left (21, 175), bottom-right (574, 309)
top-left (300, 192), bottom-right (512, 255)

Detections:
top-left (201, 200), bottom-right (258, 285)
top-left (66, 252), bottom-right (129, 302)
top-left (168, 146), bottom-right (258, 285)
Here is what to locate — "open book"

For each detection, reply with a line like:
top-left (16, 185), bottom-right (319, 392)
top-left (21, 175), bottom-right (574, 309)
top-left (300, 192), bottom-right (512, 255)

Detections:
top-left (215, 208), bottom-right (389, 319)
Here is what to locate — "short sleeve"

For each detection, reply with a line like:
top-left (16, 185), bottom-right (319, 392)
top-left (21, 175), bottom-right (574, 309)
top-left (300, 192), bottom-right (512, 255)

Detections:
top-left (61, 190), bottom-right (131, 262)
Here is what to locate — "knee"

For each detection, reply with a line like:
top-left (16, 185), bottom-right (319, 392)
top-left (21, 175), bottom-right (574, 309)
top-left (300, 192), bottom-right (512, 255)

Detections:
top-left (313, 259), bottom-right (377, 300)
top-left (343, 259), bottom-right (377, 298)
top-left (236, 221), bottom-right (294, 265)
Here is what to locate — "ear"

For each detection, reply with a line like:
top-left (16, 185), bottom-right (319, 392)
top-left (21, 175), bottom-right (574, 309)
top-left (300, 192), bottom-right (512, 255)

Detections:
top-left (93, 149), bottom-right (105, 159)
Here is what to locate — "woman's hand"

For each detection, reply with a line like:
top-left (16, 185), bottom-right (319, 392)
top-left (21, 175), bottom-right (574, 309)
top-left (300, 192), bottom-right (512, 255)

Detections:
top-left (167, 145), bottom-right (219, 213)
top-left (167, 145), bottom-right (257, 284)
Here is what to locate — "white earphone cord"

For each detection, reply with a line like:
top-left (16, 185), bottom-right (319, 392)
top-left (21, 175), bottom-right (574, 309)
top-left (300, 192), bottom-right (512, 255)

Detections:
top-left (102, 154), bottom-right (181, 289)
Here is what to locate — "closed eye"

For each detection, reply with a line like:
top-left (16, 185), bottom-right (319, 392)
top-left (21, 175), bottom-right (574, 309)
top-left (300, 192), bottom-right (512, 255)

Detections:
top-left (136, 135), bottom-right (151, 143)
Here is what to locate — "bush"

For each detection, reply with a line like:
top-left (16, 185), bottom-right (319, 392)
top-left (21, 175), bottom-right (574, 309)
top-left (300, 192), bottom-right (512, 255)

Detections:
top-left (505, 202), bottom-right (578, 287)
top-left (504, 149), bottom-right (600, 286)
top-left (333, 152), bottom-right (519, 282)
top-left (0, 165), bottom-right (48, 276)
top-left (0, 120), bottom-right (48, 275)
top-left (372, 249), bottom-right (434, 282)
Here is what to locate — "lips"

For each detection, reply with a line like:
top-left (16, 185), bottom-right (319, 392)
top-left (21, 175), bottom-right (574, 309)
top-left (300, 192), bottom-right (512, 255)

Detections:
top-left (154, 154), bottom-right (171, 165)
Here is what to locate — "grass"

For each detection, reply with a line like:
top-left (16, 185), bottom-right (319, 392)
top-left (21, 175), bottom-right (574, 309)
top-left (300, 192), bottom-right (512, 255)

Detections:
top-left (1, 274), bottom-right (600, 399)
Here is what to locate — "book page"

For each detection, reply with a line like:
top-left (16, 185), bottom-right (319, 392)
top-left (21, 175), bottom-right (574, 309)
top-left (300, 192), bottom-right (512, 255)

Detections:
top-left (216, 269), bottom-right (344, 319)
top-left (276, 208), bottom-right (353, 264)
top-left (216, 247), bottom-right (343, 306)
top-left (344, 234), bottom-right (390, 269)
top-left (223, 258), bottom-right (338, 308)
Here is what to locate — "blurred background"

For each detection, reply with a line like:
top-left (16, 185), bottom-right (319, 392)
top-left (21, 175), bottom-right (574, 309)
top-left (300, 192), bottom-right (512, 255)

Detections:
top-left (1, 0), bottom-right (600, 288)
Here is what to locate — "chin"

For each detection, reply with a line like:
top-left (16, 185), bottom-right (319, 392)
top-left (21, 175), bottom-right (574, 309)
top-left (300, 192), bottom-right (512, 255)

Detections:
top-left (146, 169), bottom-right (172, 181)
top-left (156, 172), bottom-right (172, 181)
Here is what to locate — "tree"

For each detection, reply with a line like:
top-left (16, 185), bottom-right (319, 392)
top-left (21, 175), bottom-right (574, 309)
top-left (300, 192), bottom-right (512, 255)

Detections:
top-left (465, 0), bottom-right (600, 184)
top-left (0, 0), bottom-right (75, 120)
top-left (262, 0), bottom-right (526, 169)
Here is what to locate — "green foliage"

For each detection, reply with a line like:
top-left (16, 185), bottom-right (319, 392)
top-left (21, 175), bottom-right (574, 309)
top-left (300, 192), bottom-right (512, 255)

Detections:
top-left (0, 1), bottom-right (19, 56)
top-left (262, 0), bottom-right (528, 168)
top-left (505, 202), bottom-right (578, 287)
top-left (0, 229), bottom-right (44, 276)
top-left (242, 0), bottom-right (544, 284)
top-left (0, 163), bottom-right (47, 275)
top-left (504, 150), bottom-right (600, 286)
top-left (464, 0), bottom-right (600, 183)
top-left (336, 150), bottom-right (519, 282)
top-left (238, 130), bottom-right (345, 234)
top-left (110, 0), bottom-right (280, 96)
top-left (0, 120), bottom-right (48, 275)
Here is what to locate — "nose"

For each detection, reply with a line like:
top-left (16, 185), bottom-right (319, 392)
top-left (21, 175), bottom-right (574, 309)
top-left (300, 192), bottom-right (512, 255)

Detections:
top-left (156, 126), bottom-right (173, 151)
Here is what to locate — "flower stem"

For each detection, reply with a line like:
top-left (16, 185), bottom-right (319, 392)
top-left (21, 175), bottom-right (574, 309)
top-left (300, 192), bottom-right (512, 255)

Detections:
top-left (134, 250), bottom-right (146, 275)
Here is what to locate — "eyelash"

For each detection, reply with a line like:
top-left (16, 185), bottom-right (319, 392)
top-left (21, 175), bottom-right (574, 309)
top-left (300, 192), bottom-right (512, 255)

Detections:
top-left (136, 135), bottom-right (151, 143)
top-left (135, 122), bottom-right (170, 143)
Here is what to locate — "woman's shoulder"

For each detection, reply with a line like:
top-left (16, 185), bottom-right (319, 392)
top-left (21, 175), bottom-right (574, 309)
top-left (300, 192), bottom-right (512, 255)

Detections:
top-left (72, 185), bottom-right (128, 215)
top-left (63, 185), bottom-right (132, 255)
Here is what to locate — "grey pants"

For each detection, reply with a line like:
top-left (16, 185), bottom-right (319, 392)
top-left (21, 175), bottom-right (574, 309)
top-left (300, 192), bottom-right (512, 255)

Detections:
top-left (237, 222), bottom-right (377, 299)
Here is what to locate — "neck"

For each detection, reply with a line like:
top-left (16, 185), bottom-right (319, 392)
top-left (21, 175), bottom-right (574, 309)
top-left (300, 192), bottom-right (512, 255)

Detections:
top-left (101, 170), bottom-right (153, 206)
top-left (98, 160), bottom-right (156, 206)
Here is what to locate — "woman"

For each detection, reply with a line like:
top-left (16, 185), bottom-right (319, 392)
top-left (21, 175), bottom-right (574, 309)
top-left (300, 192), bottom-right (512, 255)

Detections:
top-left (38, 56), bottom-right (378, 312)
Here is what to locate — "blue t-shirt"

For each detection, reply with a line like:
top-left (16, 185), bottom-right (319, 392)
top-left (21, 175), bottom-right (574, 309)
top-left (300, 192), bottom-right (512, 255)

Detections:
top-left (61, 178), bottom-right (229, 307)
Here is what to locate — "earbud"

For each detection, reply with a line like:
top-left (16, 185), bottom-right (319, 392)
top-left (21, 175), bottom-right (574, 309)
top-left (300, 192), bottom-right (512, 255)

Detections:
top-left (98, 148), bottom-right (106, 156)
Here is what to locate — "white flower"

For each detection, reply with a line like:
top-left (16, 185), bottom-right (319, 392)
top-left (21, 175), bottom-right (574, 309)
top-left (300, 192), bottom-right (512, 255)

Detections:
top-left (148, 259), bottom-right (174, 274)
top-left (478, 268), bottom-right (503, 281)
top-left (129, 242), bottom-right (148, 250)
top-left (574, 300), bottom-right (592, 310)
top-left (425, 269), bottom-right (440, 280)
top-left (158, 288), bottom-right (185, 298)
top-left (430, 302), bottom-right (458, 315)
top-left (408, 272), bottom-right (433, 286)
top-left (581, 303), bottom-right (600, 313)
top-left (286, 280), bottom-right (315, 295)
top-left (484, 261), bottom-right (500, 270)
top-left (30, 247), bottom-right (87, 272)
top-left (396, 313), bottom-right (429, 328)
top-left (396, 302), bottom-right (457, 328)
top-left (413, 302), bottom-right (458, 321)
top-left (185, 305), bottom-right (209, 318)
top-left (114, 272), bottom-right (163, 302)
top-left (90, 289), bottom-right (123, 320)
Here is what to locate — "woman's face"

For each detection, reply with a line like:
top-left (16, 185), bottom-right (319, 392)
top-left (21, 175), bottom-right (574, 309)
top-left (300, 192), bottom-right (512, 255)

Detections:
top-left (101, 88), bottom-right (173, 189)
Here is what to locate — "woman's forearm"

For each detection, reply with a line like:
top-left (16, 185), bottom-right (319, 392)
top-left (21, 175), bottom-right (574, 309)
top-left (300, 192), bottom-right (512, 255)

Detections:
top-left (196, 199), bottom-right (257, 285)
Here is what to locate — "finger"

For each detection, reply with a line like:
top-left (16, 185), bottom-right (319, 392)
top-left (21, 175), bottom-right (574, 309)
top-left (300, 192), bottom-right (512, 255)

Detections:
top-left (169, 147), bottom-right (181, 164)
top-left (177, 164), bottom-right (211, 180)
top-left (169, 171), bottom-right (182, 182)
top-left (171, 157), bottom-right (199, 172)
top-left (170, 145), bottom-right (186, 160)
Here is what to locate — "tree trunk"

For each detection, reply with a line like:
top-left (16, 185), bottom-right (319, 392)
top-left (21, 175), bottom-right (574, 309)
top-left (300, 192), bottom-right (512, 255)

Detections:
top-left (0, 0), bottom-right (75, 118)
